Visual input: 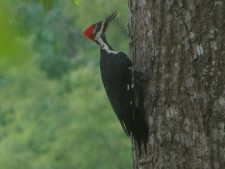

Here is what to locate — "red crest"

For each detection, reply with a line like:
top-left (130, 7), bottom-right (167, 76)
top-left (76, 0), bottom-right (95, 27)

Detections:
top-left (83, 24), bottom-right (95, 40)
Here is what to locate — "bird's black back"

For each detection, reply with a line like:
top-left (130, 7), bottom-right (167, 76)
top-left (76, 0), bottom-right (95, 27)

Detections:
top-left (100, 50), bottom-right (134, 135)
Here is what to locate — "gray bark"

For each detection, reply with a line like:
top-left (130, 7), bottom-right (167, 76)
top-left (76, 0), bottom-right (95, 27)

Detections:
top-left (128, 0), bottom-right (225, 168)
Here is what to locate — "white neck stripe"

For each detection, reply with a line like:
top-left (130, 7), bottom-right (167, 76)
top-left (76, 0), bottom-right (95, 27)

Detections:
top-left (98, 38), bottom-right (118, 54)
top-left (95, 23), bottom-right (118, 54)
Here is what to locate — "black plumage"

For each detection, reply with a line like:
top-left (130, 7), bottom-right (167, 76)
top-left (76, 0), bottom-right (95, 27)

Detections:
top-left (100, 49), bottom-right (134, 135)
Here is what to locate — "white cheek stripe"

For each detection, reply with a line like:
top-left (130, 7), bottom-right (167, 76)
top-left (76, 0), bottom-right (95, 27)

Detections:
top-left (95, 24), bottom-right (118, 54)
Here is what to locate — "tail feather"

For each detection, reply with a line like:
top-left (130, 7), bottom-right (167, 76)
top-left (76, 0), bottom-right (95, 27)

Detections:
top-left (131, 108), bottom-right (149, 149)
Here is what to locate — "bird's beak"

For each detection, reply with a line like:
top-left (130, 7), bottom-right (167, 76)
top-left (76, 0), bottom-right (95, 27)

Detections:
top-left (104, 11), bottom-right (118, 26)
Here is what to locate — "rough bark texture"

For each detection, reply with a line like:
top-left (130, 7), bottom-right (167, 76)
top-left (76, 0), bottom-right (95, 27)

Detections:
top-left (128, 0), bottom-right (225, 168)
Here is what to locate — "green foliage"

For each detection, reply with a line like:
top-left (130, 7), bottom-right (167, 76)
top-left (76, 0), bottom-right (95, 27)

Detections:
top-left (36, 0), bottom-right (80, 10)
top-left (39, 0), bottom-right (53, 10)
top-left (0, 3), bottom-right (32, 69)
top-left (0, 0), bottom-right (131, 168)
top-left (17, 1), bottom-right (80, 79)
top-left (0, 63), bottom-right (132, 169)
top-left (72, 0), bottom-right (79, 5)
top-left (0, 65), bottom-right (131, 169)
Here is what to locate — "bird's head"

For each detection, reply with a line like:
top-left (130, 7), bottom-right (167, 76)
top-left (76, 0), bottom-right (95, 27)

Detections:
top-left (83, 11), bottom-right (117, 42)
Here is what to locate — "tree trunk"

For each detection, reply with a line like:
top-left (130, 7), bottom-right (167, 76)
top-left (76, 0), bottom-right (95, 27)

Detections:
top-left (128, 0), bottom-right (225, 168)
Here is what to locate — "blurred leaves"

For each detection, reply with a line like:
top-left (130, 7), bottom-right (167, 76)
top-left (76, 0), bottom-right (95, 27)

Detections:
top-left (17, 1), bottom-right (82, 79)
top-left (0, 63), bottom-right (131, 169)
top-left (39, 0), bottom-right (53, 10)
top-left (0, 0), bottom-right (130, 169)
top-left (72, 0), bottom-right (79, 5)
top-left (38, 0), bottom-right (79, 10)
top-left (0, 3), bottom-right (32, 69)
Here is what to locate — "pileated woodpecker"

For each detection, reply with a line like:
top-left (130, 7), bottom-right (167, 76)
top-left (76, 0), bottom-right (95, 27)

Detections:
top-left (83, 11), bottom-right (149, 146)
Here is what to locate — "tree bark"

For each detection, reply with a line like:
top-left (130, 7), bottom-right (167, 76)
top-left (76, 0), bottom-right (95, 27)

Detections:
top-left (128, 0), bottom-right (225, 168)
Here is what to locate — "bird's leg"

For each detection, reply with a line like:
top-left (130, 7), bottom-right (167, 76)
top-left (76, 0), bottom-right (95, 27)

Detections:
top-left (134, 55), bottom-right (157, 81)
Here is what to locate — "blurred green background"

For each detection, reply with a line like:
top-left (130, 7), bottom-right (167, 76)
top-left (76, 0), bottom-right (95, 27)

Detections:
top-left (0, 0), bottom-right (131, 168)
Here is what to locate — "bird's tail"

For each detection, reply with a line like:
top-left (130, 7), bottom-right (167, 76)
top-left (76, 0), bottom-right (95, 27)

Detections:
top-left (131, 108), bottom-right (149, 150)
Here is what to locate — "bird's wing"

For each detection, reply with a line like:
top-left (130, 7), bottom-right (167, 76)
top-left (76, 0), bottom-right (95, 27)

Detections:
top-left (101, 52), bottom-right (134, 135)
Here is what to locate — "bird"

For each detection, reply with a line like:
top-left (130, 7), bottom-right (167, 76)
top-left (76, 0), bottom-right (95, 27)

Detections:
top-left (83, 11), bottom-right (149, 147)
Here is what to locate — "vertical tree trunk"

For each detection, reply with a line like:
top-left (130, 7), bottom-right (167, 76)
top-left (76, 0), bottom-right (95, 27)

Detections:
top-left (128, 0), bottom-right (225, 168)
